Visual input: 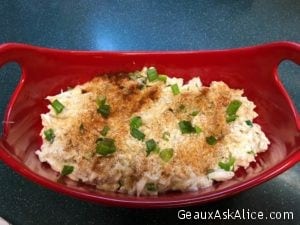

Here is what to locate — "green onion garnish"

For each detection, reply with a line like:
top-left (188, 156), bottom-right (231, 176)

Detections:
top-left (44, 128), bottom-right (55, 143)
top-left (158, 75), bottom-right (167, 83)
top-left (191, 111), bottom-right (199, 116)
top-left (146, 139), bottom-right (159, 156)
top-left (227, 100), bottom-right (242, 115)
top-left (171, 84), bottom-right (180, 95)
top-left (97, 97), bottom-right (110, 118)
top-left (96, 138), bottom-right (116, 156)
top-left (218, 155), bottom-right (235, 171)
top-left (130, 116), bottom-right (142, 129)
top-left (100, 125), bottom-right (110, 136)
top-left (61, 165), bottom-right (74, 176)
top-left (195, 125), bottom-right (202, 134)
top-left (245, 120), bottom-right (253, 127)
top-left (159, 148), bottom-right (174, 162)
top-left (129, 116), bottom-right (145, 140)
top-left (98, 104), bottom-right (110, 118)
top-left (130, 127), bottom-right (145, 141)
top-left (162, 131), bottom-right (170, 141)
top-left (226, 114), bottom-right (238, 123)
top-left (146, 183), bottom-right (157, 192)
top-left (178, 120), bottom-right (196, 134)
top-left (226, 100), bottom-right (242, 123)
top-left (51, 99), bottom-right (65, 114)
top-left (147, 67), bottom-right (158, 82)
top-left (206, 136), bottom-right (217, 145)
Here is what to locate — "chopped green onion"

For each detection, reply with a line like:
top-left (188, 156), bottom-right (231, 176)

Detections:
top-left (147, 67), bottom-right (158, 82)
top-left (61, 165), bottom-right (74, 176)
top-left (162, 131), bottom-right (170, 141)
top-left (178, 120), bottom-right (196, 134)
top-left (97, 97), bottom-right (110, 118)
top-left (146, 139), bottom-right (159, 156)
top-left (146, 183), bottom-right (157, 192)
top-left (245, 120), bottom-right (253, 127)
top-left (129, 116), bottom-right (145, 141)
top-left (206, 136), bottom-right (217, 145)
top-left (178, 121), bottom-right (202, 135)
top-left (226, 100), bottom-right (242, 123)
top-left (44, 128), bottom-right (55, 143)
top-left (96, 138), bottom-right (116, 156)
top-left (226, 114), bottom-right (238, 123)
top-left (130, 116), bottom-right (142, 129)
top-left (51, 99), bottom-right (65, 114)
top-left (191, 111), bottom-right (199, 116)
top-left (159, 148), bottom-right (174, 162)
top-left (226, 100), bottom-right (242, 115)
top-left (100, 125), bottom-right (110, 136)
top-left (195, 125), bottom-right (202, 134)
top-left (218, 155), bottom-right (235, 171)
top-left (158, 75), bottom-right (167, 83)
top-left (130, 127), bottom-right (145, 141)
top-left (98, 104), bottom-right (110, 118)
top-left (171, 84), bottom-right (180, 95)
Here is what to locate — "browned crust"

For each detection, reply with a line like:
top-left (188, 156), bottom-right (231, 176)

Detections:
top-left (54, 73), bottom-right (237, 187)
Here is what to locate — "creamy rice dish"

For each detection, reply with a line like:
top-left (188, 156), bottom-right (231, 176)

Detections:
top-left (36, 67), bottom-right (270, 195)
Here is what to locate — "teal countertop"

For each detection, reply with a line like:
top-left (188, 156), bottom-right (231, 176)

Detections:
top-left (0, 1), bottom-right (299, 225)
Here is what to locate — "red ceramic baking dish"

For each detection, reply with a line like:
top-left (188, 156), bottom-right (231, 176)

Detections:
top-left (0, 42), bottom-right (299, 208)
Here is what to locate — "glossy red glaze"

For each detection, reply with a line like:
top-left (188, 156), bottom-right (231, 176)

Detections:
top-left (0, 42), bottom-right (299, 208)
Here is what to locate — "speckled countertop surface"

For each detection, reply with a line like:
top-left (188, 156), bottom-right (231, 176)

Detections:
top-left (0, 1), bottom-right (299, 225)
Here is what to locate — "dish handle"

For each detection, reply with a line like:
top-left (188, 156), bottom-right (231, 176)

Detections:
top-left (0, 43), bottom-right (36, 67)
top-left (269, 42), bottom-right (300, 162)
top-left (273, 42), bottom-right (300, 162)
top-left (0, 43), bottom-right (34, 161)
top-left (266, 42), bottom-right (300, 132)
